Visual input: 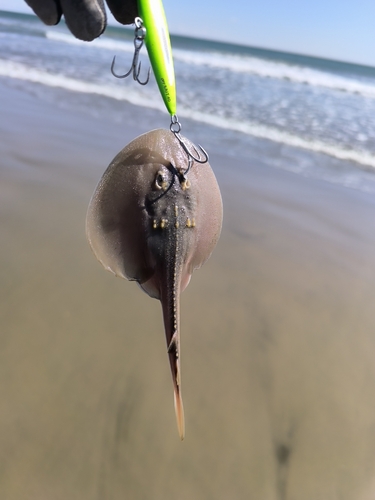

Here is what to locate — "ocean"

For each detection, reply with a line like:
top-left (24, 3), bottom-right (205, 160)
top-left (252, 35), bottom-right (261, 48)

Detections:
top-left (1, 9), bottom-right (375, 193)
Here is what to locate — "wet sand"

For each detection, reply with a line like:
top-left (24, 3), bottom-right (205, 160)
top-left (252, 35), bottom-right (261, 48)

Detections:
top-left (1, 81), bottom-right (375, 499)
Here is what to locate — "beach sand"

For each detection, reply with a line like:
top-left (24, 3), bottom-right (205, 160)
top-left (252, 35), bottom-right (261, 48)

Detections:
top-left (1, 81), bottom-right (375, 499)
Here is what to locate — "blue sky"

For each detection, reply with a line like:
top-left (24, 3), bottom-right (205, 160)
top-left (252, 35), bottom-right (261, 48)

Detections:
top-left (1, 0), bottom-right (374, 67)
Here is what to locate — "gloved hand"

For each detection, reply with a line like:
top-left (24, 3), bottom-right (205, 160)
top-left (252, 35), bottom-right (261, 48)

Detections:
top-left (24, 0), bottom-right (138, 41)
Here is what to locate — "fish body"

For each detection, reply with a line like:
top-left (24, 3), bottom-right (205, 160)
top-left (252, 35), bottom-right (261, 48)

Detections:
top-left (86, 129), bottom-right (222, 439)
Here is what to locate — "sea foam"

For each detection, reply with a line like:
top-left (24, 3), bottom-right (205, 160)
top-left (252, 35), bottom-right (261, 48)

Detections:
top-left (46, 30), bottom-right (135, 53)
top-left (1, 58), bottom-right (374, 169)
top-left (172, 49), bottom-right (375, 99)
top-left (45, 30), bottom-right (375, 99)
top-left (0, 58), bottom-right (163, 111)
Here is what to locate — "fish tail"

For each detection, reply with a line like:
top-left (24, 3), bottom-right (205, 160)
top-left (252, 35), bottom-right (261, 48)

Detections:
top-left (174, 385), bottom-right (185, 440)
top-left (167, 333), bottom-right (185, 440)
top-left (160, 246), bottom-right (186, 439)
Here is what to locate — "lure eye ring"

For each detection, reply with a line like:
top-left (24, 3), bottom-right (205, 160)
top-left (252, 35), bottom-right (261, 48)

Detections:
top-left (170, 115), bottom-right (181, 134)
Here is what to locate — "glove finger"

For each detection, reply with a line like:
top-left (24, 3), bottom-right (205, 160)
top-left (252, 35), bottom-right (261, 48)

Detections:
top-left (106, 0), bottom-right (138, 25)
top-left (24, 0), bottom-right (62, 25)
top-left (60, 0), bottom-right (107, 41)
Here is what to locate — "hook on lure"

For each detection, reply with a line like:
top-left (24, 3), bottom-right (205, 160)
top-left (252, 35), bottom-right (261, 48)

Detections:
top-left (111, 0), bottom-right (209, 169)
top-left (170, 115), bottom-right (209, 168)
top-left (111, 17), bottom-right (150, 85)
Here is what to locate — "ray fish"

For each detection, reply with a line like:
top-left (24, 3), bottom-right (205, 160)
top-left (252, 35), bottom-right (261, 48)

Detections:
top-left (86, 129), bottom-right (223, 439)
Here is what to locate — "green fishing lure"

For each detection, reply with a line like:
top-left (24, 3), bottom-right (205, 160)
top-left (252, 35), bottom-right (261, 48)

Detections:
top-left (137, 0), bottom-right (176, 115)
top-left (110, 0), bottom-right (208, 163)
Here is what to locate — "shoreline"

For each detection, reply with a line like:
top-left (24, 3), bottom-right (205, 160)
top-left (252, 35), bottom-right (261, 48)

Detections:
top-left (2, 81), bottom-right (375, 499)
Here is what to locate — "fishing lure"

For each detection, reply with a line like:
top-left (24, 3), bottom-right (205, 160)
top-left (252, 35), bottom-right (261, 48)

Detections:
top-left (137, 0), bottom-right (176, 115)
top-left (111, 0), bottom-right (209, 164)
top-left (111, 0), bottom-right (176, 115)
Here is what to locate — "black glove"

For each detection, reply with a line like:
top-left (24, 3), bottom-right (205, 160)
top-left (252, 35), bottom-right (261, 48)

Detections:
top-left (24, 0), bottom-right (138, 41)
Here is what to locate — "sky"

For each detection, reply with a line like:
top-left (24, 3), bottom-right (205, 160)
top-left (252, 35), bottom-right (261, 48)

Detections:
top-left (0, 0), bottom-right (374, 67)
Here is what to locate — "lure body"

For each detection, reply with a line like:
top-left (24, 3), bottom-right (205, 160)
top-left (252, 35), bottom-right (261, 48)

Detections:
top-left (86, 129), bottom-right (222, 439)
top-left (137, 0), bottom-right (176, 115)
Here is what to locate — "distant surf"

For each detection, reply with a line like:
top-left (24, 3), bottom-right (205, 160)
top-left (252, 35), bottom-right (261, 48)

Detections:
top-left (45, 29), bottom-right (375, 99)
top-left (1, 56), bottom-right (374, 170)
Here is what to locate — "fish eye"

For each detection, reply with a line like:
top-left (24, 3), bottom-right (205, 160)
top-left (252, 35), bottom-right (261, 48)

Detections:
top-left (154, 170), bottom-right (169, 190)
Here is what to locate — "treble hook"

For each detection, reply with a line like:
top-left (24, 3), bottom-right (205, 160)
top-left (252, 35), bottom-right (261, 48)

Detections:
top-left (111, 17), bottom-right (151, 86)
top-left (170, 115), bottom-right (209, 166)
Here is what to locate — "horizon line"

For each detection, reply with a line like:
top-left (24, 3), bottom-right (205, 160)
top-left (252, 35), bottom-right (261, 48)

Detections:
top-left (1, 8), bottom-right (375, 70)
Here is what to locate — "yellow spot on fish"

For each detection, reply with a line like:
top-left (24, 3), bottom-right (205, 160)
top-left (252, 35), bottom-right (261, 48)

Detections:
top-left (153, 219), bottom-right (157, 229)
top-left (186, 218), bottom-right (191, 228)
top-left (191, 218), bottom-right (196, 227)
top-left (181, 179), bottom-right (191, 190)
top-left (160, 219), bottom-right (167, 229)
top-left (175, 221), bottom-right (179, 229)
top-left (174, 205), bottom-right (179, 216)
